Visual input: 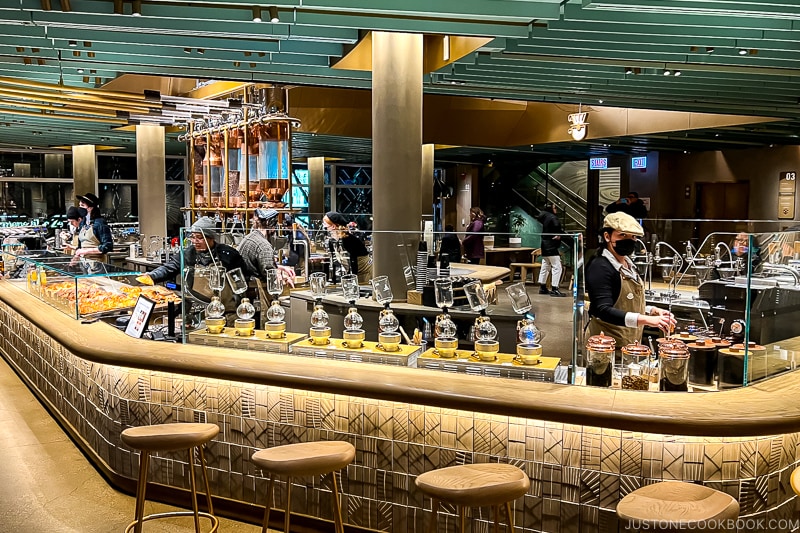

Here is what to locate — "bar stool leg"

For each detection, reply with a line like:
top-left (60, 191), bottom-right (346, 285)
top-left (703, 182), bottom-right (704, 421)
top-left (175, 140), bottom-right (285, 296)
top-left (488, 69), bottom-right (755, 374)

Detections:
top-left (493, 505), bottom-right (500, 533)
top-left (427, 499), bottom-right (439, 533)
top-left (504, 502), bottom-right (515, 532)
top-left (261, 474), bottom-right (274, 533)
top-left (198, 446), bottom-right (214, 516)
top-left (133, 451), bottom-right (150, 533)
top-left (284, 475), bottom-right (293, 533)
top-left (459, 506), bottom-right (466, 533)
top-left (331, 471), bottom-right (345, 533)
top-left (187, 447), bottom-right (201, 533)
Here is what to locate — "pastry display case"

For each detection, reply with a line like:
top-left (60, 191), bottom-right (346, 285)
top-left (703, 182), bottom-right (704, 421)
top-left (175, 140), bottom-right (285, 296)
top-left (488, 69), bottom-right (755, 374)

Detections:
top-left (2, 249), bottom-right (178, 320)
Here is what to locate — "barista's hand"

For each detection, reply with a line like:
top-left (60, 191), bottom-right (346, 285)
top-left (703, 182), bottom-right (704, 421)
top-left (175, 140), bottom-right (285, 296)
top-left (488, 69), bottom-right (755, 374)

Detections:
top-left (641, 308), bottom-right (676, 333)
top-left (136, 275), bottom-right (154, 286)
top-left (276, 265), bottom-right (296, 288)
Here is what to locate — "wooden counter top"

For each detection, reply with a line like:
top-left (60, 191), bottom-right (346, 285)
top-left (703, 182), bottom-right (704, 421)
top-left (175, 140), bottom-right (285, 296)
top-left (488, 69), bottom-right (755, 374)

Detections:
top-left (2, 280), bottom-right (799, 437)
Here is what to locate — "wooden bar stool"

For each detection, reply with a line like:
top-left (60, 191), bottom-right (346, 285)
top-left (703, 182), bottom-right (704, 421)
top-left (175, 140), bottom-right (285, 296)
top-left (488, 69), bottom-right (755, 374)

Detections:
top-left (617, 481), bottom-right (739, 531)
top-left (415, 463), bottom-right (530, 533)
top-left (251, 440), bottom-right (356, 533)
top-left (120, 422), bottom-right (220, 533)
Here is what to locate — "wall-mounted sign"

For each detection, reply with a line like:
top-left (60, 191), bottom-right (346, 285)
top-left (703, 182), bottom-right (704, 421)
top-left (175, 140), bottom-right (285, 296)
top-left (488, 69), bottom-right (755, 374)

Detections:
top-left (778, 171), bottom-right (796, 219)
top-left (631, 156), bottom-right (647, 169)
top-left (589, 157), bottom-right (608, 170)
top-left (567, 112), bottom-right (589, 141)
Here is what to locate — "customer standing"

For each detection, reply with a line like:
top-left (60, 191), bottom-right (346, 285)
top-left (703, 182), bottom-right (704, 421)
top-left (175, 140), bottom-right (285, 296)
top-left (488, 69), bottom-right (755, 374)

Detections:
top-left (462, 207), bottom-right (486, 264)
top-left (586, 212), bottom-right (675, 348)
top-left (537, 203), bottom-right (566, 297)
top-left (606, 191), bottom-right (648, 220)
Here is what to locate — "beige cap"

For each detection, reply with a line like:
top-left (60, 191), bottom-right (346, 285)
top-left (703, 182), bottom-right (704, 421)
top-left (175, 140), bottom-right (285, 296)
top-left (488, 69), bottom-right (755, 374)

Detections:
top-left (603, 212), bottom-right (644, 236)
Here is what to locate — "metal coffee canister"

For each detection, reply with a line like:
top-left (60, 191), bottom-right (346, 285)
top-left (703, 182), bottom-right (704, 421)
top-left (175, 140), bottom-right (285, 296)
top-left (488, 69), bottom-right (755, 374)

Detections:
top-left (687, 338), bottom-right (718, 387)
top-left (658, 339), bottom-right (690, 392)
top-left (585, 333), bottom-right (615, 388)
top-left (718, 341), bottom-right (767, 388)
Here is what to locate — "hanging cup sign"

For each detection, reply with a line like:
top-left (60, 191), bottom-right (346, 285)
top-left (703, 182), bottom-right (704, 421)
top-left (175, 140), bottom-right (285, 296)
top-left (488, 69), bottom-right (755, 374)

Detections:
top-left (567, 112), bottom-right (589, 141)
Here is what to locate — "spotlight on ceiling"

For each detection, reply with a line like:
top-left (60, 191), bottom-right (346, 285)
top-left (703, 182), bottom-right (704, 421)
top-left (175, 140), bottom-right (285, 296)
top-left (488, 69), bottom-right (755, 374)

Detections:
top-left (706, 47), bottom-right (715, 53)
top-left (624, 67), bottom-right (633, 75)
top-left (60, 0), bottom-right (71, 11)
top-left (252, 6), bottom-right (262, 22)
top-left (131, 0), bottom-right (141, 16)
top-left (197, 48), bottom-right (205, 55)
top-left (663, 69), bottom-right (671, 76)
top-left (184, 48), bottom-right (191, 54)
top-left (738, 48), bottom-right (748, 55)
top-left (674, 70), bottom-right (682, 76)
top-left (113, 0), bottom-right (123, 14)
top-left (41, 0), bottom-right (51, 11)
top-left (68, 40), bottom-right (77, 47)
top-left (77, 68), bottom-right (84, 73)
top-left (268, 6), bottom-right (279, 22)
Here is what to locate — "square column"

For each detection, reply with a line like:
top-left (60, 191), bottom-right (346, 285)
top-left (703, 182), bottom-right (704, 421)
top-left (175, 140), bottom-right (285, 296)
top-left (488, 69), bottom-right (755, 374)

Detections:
top-left (136, 125), bottom-right (167, 241)
top-left (372, 32), bottom-right (424, 292)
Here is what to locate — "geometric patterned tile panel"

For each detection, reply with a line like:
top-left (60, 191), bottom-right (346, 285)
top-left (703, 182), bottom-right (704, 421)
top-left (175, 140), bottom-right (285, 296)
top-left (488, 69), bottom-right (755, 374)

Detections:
top-left (0, 301), bottom-right (798, 533)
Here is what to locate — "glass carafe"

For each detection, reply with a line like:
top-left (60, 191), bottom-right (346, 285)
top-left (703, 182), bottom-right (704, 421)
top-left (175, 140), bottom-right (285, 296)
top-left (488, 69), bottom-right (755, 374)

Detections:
top-left (659, 340), bottom-right (690, 391)
top-left (463, 280), bottom-right (498, 361)
top-left (433, 278), bottom-right (458, 358)
top-left (264, 269), bottom-right (286, 339)
top-left (341, 274), bottom-right (364, 348)
top-left (506, 282), bottom-right (542, 365)
top-left (234, 297), bottom-right (256, 336)
top-left (308, 272), bottom-right (330, 345)
top-left (372, 276), bottom-right (400, 351)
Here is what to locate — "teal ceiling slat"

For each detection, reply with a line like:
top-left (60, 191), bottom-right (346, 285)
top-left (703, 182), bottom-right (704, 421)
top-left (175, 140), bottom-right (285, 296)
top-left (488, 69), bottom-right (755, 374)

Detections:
top-left (298, 0), bottom-right (561, 20)
top-left (582, 0), bottom-right (800, 19)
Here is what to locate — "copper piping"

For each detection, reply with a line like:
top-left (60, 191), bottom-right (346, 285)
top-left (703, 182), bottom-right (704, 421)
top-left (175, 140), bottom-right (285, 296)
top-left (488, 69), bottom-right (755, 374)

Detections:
top-left (0, 107), bottom-right (126, 125)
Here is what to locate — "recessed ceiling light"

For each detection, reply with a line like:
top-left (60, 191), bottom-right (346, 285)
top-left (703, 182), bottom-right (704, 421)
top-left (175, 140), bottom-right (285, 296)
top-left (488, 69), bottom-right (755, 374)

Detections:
top-left (738, 48), bottom-right (748, 55)
top-left (68, 40), bottom-right (77, 47)
top-left (624, 67), bottom-right (633, 75)
top-left (76, 68), bottom-right (84, 73)
top-left (663, 69), bottom-right (671, 76)
top-left (674, 70), bottom-right (682, 76)
top-left (706, 47), bottom-right (715, 53)
top-left (598, 99), bottom-right (604, 104)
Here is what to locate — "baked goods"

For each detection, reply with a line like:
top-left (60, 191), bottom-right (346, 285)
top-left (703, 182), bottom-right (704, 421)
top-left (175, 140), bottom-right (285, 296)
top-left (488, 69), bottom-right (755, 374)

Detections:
top-left (44, 280), bottom-right (179, 316)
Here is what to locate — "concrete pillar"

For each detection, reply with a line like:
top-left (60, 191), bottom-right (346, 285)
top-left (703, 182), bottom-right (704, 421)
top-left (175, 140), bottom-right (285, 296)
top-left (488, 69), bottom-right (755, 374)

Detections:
top-left (136, 125), bottom-right (167, 240)
top-left (372, 31), bottom-right (423, 293)
top-left (421, 144), bottom-right (434, 220)
top-left (308, 156), bottom-right (325, 217)
top-left (72, 145), bottom-right (97, 205)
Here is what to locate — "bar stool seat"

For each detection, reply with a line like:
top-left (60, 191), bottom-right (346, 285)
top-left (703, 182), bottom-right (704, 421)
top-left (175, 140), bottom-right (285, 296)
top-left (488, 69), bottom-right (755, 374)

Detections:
top-left (251, 441), bottom-right (356, 533)
top-left (415, 463), bottom-right (530, 532)
top-left (791, 465), bottom-right (800, 496)
top-left (121, 422), bottom-right (220, 533)
top-left (617, 481), bottom-right (739, 531)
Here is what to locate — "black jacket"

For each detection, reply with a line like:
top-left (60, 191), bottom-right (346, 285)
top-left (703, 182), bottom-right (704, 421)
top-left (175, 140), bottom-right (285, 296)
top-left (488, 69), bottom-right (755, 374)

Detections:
top-left (586, 253), bottom-right (628, 326)
top-left (439, 233), bottom-right (462, 263)
top-left (606, 199), bottom-right (648, 220)
top-left (537, 210), bottom-right (563, 257)
top-left (149, 242), bottom-right (246, 286)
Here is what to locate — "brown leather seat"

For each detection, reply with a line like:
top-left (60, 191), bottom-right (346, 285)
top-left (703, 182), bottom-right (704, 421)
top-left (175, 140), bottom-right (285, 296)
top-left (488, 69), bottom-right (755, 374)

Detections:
top-left (617, 481), bottom-right (740, 531)
top-left (415, 463), bottom-right (530, 532)
top-left (251, 441), bottom-right (356, 533)
top-left (121, 423), bottom-right (220, 533)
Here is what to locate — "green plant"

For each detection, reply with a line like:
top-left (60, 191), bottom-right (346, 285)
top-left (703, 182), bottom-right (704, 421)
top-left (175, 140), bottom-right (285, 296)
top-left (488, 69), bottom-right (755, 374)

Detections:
top-left (511, 213), bottom-right (526, 236)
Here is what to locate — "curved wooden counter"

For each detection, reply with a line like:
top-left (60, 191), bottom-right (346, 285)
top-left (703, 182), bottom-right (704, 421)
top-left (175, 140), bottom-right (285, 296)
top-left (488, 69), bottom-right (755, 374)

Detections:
top-left (0, 281), bottom-right (797, 438)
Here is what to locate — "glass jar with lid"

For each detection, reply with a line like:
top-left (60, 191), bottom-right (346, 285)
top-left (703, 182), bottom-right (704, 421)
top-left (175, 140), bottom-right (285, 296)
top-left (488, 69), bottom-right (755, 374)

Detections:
top-left (658, 339), bottom-right (690, 391)
top-left (585, 333), bottom-right (615, 387)
top-left (620, 341), bottom-right (652, 390)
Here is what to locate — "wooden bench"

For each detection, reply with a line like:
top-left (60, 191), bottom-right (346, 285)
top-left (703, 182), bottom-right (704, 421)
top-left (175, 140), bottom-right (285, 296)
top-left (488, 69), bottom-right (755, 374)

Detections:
top-left (508, 248), bottom-right (541, 284)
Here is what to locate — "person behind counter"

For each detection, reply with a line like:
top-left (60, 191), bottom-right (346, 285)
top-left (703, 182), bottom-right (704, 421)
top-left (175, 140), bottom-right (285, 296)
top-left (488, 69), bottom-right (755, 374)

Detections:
top-left (586, 212), bottom-right (676, 347)
top-left (138, 217), bottom-right (246, 321)
top-left (63, 205), bottom-right (114, 263)
top-left (237, 208), bottom-right (295, 286)
top-left (322, 211), bottom-right (372, 283)
top-left (77, 192), bottom-right (100, 224)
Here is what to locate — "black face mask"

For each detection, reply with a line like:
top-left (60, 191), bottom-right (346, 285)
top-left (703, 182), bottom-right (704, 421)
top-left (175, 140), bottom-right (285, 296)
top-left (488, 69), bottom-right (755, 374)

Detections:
top-left (612, 238), bottom-right (636, 257)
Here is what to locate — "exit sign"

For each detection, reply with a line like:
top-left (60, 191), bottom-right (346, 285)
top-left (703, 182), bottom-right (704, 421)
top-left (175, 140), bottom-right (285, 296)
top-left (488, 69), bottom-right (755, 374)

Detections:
top-left (589, 157), bottom-right (608, 170)
top-left (632, 156), bottom-right (647, 169)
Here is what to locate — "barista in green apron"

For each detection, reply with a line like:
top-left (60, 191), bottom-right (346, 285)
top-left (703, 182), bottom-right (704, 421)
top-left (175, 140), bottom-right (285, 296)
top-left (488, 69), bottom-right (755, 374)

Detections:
top-left (586, 212), bottom-right (676, 348)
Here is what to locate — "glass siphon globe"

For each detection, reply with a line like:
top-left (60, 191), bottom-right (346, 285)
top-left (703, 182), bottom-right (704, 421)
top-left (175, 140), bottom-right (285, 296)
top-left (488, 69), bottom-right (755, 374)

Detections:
top-left (476, 319), bottom-right (497, 342)
top-left (205, 296), bottom-right (226, 319)
top-left (436, 316), bottom-right (457, 339)
top-left (344, 308), bottom-right (363, 330)
top-left (266, 300), bottom-right (285, 323)
top-left (379, 309), bottom-right (399, 333)
top-left (519, 320), bottom-right (542, 344)
top-left (310, 305), bottom-right (329, 328)
top-left (236, 298), bottom-right (255, 320)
